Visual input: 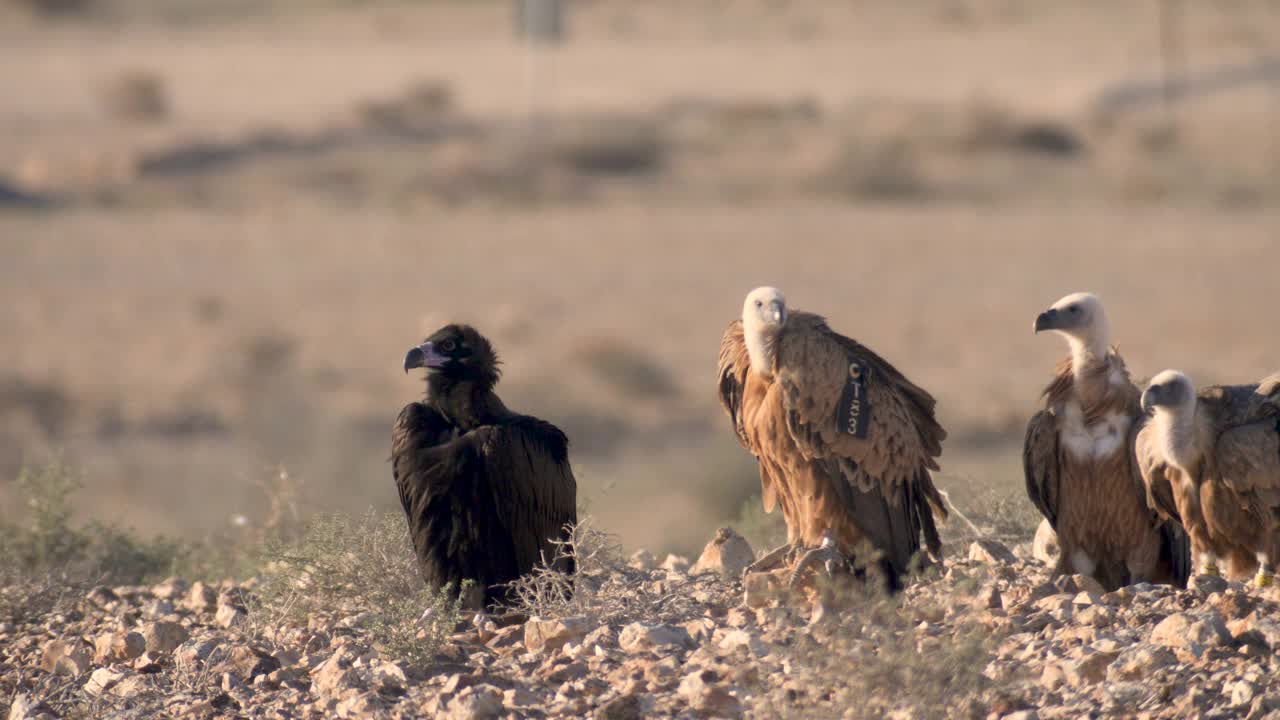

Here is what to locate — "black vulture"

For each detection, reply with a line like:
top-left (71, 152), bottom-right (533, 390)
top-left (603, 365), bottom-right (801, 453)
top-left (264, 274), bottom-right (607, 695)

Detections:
top-left (392, 324), bottom-right (577, 609)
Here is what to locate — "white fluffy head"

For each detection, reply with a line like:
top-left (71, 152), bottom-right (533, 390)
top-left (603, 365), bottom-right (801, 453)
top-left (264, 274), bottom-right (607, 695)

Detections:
top-left (743, 286), bottom-right (786, 328)
top-left (1034, 292), bottom-right (1111, 359)
top-left (741, 286), bottom-right (787, 377)
top-left (1142, 370), bottom-right (1196, 415)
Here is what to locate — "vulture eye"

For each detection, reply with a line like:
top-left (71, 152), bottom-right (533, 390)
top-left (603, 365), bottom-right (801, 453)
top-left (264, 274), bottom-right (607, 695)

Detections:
top-left (441, 339), bottom-right (457, 352)
top-left (1068, 305), bottom-right (1079, 314)
top-left (755, 300), bottom-right (763, 308)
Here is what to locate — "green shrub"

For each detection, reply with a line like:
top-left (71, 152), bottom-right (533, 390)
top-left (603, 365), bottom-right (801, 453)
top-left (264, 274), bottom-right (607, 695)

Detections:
top-left (252, 510), bottom-right (470, 666)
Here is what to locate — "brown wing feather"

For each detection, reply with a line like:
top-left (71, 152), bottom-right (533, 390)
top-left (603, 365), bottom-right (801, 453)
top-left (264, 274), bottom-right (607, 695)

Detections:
top-left (1213, 421), bottom-right (1280, 510)
top-left (717, 320), bottom-right (753, 450)
top-left (774, 312), bottom-right (944, 500)
top-left (1023, 410), bottom-right (1062, 528)
top-left (1130, 415), bottom-right (1183, 523)
top-left (770, 312), bottom-right (947, 563)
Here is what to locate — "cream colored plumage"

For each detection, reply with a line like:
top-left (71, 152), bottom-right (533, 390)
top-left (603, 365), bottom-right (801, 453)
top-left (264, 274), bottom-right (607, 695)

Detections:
top-left (1023, 293), bottom-right (1189, 590)
top-left (1133, 370), bottom-right (1280, 585)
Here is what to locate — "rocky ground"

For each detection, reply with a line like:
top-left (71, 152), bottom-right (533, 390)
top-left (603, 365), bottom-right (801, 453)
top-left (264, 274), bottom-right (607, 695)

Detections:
top-left (4, 527), bottom-right (1280, 720)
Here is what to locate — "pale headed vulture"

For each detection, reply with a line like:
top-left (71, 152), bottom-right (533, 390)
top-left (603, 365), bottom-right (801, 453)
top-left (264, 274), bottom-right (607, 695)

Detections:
top-left (1134, 370), bottom-right (1280, 586)
top-left (392, 324), bottom-right (577, 609)
top-left (717, 287), bottom-right (948, 592)
top-left (1023, 292), bottom-right (1189, 590)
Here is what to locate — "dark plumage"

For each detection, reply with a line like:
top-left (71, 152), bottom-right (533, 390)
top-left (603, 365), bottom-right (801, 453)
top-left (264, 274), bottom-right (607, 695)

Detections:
top-left (392, 324), bottom-right (577, 609)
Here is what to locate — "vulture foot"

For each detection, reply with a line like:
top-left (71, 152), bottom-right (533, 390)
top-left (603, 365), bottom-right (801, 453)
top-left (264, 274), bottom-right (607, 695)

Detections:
top-left (743, 542), bottom-right (797, 578)
top-left (788, 534), bottom-right (844, 591)
top-left (1256, 572), bottom-right (1273, 589)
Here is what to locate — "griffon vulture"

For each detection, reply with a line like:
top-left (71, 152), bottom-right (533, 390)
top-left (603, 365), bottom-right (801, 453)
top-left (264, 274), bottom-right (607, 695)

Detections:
top-left (1134, 370), bottom-right (1280, 585)
top-left (1024, 292), bottom-right (1189, 590)
top-left (392, 324), bottom-right (577, 609)
top-left (717, 287), bottom-right (948, 592)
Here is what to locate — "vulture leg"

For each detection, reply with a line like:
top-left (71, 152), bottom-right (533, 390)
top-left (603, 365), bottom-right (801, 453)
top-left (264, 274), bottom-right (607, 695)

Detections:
top-left (788, 532), bottom-right (845, 591)
top-left (1256, 552), bottom-right (1274, 588)
top-left (744, 542), bottom-right (798, 577)
top-left (1199, 552), bottom-right (1222, 578)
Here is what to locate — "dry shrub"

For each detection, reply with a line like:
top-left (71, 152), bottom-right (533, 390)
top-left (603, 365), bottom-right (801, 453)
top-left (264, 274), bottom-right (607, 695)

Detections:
top-left (757, 573), bottom-right (999, 719)
top-left (98, 69), bottom-right (170, 124)
top-left (0, 459), bottom-right (190, 590)
top-left (551, 115), bottom-right (664, 176)
top-left (507, 518), bottom-right (712, 627)
top-left (252, 510), bottom-right (470, 666)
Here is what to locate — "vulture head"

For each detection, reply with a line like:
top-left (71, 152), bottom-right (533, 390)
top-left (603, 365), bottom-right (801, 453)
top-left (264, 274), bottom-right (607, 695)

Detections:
top-left (1034, 292), bottom-right (1110, 360)
top-left (1141, 370), bottom-right (1195, 417)
top-left (404, 324), bottom-right (500, 391)
top-left (742, 286), bottom-right (787, 377)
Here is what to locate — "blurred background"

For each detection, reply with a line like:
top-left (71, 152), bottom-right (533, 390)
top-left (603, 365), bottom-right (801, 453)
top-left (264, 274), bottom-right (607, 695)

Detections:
top-left (1, 0), bottom-right (1277, 556)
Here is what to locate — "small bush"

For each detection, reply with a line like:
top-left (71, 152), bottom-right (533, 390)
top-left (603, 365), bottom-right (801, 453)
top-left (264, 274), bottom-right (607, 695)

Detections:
top-left (755, 573), bottom-right (998, 719)
top-left (0, 459), bottom-right (189, 585)
top-left (252, 510), bottom-right (469, 666)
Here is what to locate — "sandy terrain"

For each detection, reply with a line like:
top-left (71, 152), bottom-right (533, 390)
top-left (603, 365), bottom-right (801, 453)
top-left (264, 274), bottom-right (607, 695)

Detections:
top-left (1, 0), bottom-right (1277, 554)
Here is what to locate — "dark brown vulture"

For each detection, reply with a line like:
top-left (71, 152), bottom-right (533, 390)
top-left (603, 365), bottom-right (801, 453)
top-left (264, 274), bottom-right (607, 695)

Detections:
top-left (717, 286), bottom-right (948, 592)
top-left (392, 324), bottom-right (577, 609)
top-left (1023, 292), bottom-right (1189, 591)
top-left (1134, 370), bottom-right (1280, 586)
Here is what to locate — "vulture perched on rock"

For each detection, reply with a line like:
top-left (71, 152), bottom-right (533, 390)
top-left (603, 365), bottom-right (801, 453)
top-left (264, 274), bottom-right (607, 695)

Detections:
top-left (717, 286), bottom-right (948, 592)
top-left (392, 324), bottom-right (577, 609)
top-left (1023, 292), bottom-right (1190, 591)
top-left (1134, 370), bottom-right (1280, 585)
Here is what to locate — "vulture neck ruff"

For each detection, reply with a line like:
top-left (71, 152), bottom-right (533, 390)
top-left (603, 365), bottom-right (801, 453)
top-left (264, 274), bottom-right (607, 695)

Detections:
top-left (1153, 403), bottom-right (1202, 478)
top-left (1064, 318), bottom-right (1111, 385)
top-left (425, 370), bottom-right (504, 429)
top-left (744, 321), bottom-right (782, 379)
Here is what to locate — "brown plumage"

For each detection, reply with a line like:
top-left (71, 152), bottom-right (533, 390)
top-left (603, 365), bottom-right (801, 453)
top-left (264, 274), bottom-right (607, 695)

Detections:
top-left (1024, 293), bottom-right (1190, 591)
top-left (717, 287), bottom-right (947, 591)
top-left (1133, 370), bottom-right (1280, 585)
top-left (392, 324), bottom-right (577, 609)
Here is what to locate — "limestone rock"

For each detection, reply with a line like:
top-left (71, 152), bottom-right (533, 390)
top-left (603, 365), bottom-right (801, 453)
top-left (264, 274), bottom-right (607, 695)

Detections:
top-left (1033, 519), bottom-right (1059, 566)
top-left (618, 623), bottom-right (693, 654)
top-left (446, 684), bottom-right (504, 720)
top-left (212, 645), bottom-right (281, 681)
top-left (524, 616), bottom-right (590, 654)
top-left (94, 631), bottom-right (146, 664)
top-left (39, 639), bottom-right (92, 676)
top-left (143, 621), bottom-right (189, 654)
top-left (968, 539), bottom-right (1017, 565)
top-left (215, 603), bottom-right (246, 629)
top-left (678, 669), bottom-right (741, 714)
top-left (691, 527), bottom-right (755, 578)
top-left (1188, 574), bottom-right (1230, 595)
top-left (1107, 645), bottom-right (1176, 682)
top-left (1150, 611), bottom-right (1231, 656)
top-left (184, 581), bottom-right (217, 612)
top-left (84, 667), bottom-right (127, 697)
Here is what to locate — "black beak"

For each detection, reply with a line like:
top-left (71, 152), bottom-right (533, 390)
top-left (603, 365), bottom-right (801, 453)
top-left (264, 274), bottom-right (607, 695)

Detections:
top-left (1140, 389), bottom-right (1157, 415)
top-left (403, 346), bottom-right (426, 373)
top-left (1033, 309), bottom-right (1058, 333)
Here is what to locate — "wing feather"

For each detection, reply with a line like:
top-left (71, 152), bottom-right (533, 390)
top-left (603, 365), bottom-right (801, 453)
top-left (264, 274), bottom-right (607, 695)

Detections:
top-left (717, 320), bottom-right (752, 450)
top-left (469, 418), bottom-right (579, 579)
top-left (774, 312), bottom-right (943, 500)
top-left (1023, 410), bottom-right (1062, 529)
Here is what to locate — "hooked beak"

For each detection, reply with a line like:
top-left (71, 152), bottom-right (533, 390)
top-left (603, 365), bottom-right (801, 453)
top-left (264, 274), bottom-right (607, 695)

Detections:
top-left (769, 300), bottom-right (785, 325)
top-left (1140, 388), bottom-right (1158, 415)
top-left (1033, 309), bottom-right (1058, 334)
top-left (403, 342), bottom-right (449, 373)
